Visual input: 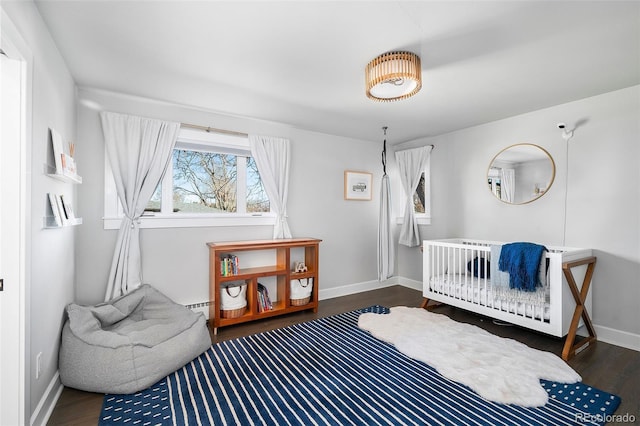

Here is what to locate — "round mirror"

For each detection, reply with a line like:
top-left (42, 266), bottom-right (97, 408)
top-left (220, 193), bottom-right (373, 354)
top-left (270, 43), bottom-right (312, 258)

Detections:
top-left (487, 143), bottom-right (555, 204)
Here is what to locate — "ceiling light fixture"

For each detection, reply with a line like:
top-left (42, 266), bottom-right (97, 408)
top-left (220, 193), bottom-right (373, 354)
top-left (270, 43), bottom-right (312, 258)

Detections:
top-left (365, 51), bottom-right (422, 102)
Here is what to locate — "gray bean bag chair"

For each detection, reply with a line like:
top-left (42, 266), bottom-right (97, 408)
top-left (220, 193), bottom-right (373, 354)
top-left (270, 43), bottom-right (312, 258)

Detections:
top-left (59, 284), bottom-right (211, 394)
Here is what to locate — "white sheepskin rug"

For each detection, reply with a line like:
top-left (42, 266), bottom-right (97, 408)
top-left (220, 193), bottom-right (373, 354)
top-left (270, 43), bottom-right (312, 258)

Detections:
top-left (358, 306), bottom-right (581, 407)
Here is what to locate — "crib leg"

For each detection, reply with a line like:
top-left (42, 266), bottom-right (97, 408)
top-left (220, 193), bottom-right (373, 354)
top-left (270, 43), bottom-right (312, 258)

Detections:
top-left (420, 297), bottom-right (442, 311)
top-left (562, 256), bottom-right (597, 361)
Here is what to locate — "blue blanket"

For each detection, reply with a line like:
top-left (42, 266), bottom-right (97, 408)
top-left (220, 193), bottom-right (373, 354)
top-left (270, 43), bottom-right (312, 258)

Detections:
top-left (498, 242), bottom-right (547, 291)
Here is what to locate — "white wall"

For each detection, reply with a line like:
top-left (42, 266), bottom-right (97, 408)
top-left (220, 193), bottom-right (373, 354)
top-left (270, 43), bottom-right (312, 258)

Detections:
top-left (2, 2), bottom-right (77, 423)
top-left (394, 86), bottom-right (640, 339)
top-left (75, 88), bottom-right (382, 307)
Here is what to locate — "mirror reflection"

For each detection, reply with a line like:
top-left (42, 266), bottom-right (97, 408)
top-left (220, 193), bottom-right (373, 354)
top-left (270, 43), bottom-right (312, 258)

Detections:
top-left (487, 143), bottom-right (555, 204)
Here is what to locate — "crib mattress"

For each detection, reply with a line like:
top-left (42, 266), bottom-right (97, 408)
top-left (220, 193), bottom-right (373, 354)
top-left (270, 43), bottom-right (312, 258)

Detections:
top-left (429, 274), bottom-right (550, 321)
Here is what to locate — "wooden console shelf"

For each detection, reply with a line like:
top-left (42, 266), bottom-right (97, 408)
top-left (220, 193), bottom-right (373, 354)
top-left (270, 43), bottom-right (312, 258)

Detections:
top-left (208, 238), bottom-right (321, 334)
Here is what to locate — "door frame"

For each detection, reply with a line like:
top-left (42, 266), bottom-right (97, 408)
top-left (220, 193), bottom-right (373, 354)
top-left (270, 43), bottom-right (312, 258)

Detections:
top-left (1, 9), bottom-right (32, 425)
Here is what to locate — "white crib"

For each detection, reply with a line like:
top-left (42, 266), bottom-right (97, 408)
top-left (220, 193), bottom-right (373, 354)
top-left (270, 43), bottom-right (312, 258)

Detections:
top-left (422, 238), bottom-right (597, 360)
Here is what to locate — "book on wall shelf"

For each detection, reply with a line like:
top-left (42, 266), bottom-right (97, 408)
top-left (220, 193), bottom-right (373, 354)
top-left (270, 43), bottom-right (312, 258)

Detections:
top-left (50, 128), bottom-right (64, 175)
top-left (44, 192), bottom-right (82, 228)
top-left (56, 195), bottom-right (69, 226)
top-left (46, 128), bottom-right (82, 183)
top-left (60, 195), bottom-right (76, 220)
top-left (48, 193), bottom-right (63, 227)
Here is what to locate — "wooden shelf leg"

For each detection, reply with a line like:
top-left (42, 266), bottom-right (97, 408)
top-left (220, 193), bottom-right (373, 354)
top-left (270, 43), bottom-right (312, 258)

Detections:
top-left (561, 257), bottom-right (597, 361)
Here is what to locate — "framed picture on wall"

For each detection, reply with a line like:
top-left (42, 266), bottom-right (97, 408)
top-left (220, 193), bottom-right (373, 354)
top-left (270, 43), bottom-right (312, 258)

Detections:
top-left (344, 171), bottom-right (372, 201)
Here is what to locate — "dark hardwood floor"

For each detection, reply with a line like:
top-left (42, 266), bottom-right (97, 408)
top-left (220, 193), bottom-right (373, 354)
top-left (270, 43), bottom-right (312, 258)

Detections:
top-left (48, 286), bottom-right (639, 425)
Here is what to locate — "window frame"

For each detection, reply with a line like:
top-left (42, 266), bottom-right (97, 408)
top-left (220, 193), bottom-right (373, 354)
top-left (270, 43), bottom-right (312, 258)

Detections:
top-left (103, 129), bottom-right (276, 230)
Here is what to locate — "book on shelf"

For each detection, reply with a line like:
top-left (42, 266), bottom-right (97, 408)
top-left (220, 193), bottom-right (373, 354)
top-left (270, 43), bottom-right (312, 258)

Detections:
top-left (61, 154), bottom-right (77, 177)
top-left (50, 128), bottom-right (65, 174)
top-left (257, 289), bottom-right (266, 313)
top-left (257, 283), bottom-right (273, 312)
top-left (60, 195), bottom-right (76, 220)
top-left (55, 195), bottom-right (69, 225)
top-left (220, 254), bottom-right (239, 276)
top-left (48, 193), bottom-right (63, 227)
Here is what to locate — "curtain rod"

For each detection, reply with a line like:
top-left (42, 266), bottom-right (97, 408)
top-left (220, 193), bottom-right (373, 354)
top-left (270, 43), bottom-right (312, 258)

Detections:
top-left (397, 144), bottom-right (435, 151)
top-left (181, 123), bottom-right (434, 149)
top-left (180, 122), bottom-right (248, 137)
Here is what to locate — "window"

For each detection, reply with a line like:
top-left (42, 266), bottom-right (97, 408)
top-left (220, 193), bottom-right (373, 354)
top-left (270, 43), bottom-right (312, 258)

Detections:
top-left (412, 169), bottom-right (431, 224)
top-left (395, 153), bottom-right (431, 225)
top-left (487, 168), bottom-right (501, 199)
top-left (104, 128), bottom-right (274, 229)
top-left (413, 172), bottom-right (426, 213)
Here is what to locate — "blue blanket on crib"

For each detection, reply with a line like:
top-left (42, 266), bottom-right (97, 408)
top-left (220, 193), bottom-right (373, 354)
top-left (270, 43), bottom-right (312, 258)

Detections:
top-left (498, 242), bottom-right (547, 292)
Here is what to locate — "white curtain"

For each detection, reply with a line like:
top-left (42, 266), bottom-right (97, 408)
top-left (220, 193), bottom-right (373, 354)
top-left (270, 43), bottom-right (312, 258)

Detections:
top-left (395, 146), bottom-right (432, 247)
top-left (501, 168), bottom-right (515, 203)
top-left (378, 174), bottom-right (395, 280)
top-left (249, 134), bottom-right (292, 239)
top-left (101, 112), bottom-right (180, 301)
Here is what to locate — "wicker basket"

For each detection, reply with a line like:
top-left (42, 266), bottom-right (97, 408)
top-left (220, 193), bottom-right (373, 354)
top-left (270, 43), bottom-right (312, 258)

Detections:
top-left (290, 296), bottom-right (310, 306)
top-left (221, 306), bottom-right (246, 319)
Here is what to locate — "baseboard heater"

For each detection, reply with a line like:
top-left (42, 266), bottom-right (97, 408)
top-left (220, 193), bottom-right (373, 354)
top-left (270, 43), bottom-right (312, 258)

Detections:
top-left (184, 301), bottom-right (213, 319)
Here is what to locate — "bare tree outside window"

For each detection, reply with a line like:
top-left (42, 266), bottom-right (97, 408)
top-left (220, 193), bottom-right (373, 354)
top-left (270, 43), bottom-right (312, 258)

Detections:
top-left (146, 184), bottom-right (162, 212)
top-left (143, 147), bottom-right (270, 215)
top-left (413, 172), bottom-right (426, 213)
top-left (173, 150), bottom-right (237, 213)
top-left (247, 157), bottom-right (269, 212)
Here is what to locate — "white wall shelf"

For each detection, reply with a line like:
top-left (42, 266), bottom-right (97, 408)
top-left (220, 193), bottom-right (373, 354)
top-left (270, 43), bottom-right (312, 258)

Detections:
top-left (43, 163), bottom-right (82, 184)
top-left (43, 130), bottom-right (82, 228)
top-left (43, 216), bottom-right (83, 229)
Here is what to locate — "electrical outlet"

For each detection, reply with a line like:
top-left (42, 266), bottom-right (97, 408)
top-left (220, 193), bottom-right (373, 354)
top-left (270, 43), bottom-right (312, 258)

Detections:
top-left (36, 352), bottom-right (42, 379)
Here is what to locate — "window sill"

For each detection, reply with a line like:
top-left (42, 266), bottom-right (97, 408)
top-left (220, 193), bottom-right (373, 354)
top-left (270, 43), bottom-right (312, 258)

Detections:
top-left (395, 216), bottom-right (431, 226)
top-left (103, 213), bottom-right (277, 230)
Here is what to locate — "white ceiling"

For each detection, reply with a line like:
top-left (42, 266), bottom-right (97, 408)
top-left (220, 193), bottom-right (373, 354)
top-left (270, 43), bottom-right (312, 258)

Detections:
top-left (35, 1), bottom-right (640, 144)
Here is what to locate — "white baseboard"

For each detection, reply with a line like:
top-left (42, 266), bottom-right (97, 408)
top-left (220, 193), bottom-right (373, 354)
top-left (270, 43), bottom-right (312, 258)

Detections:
top-left (318, 278), bottom-right (400, 300)
top-left (394, 276), bottom-right (422, 292)
top-left (594, 324), bottom-right (640, 353)
top-left (30, 372), bottom-right (63, 426)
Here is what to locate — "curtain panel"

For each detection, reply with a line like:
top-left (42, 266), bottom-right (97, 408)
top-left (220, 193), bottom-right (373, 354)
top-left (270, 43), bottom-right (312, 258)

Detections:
top-left (249, 134), bottom-right (292, 239)
top-left (500, 168), bottom-right (515, 203)
top-left (395, 145), bottom-right (432, 247)
top-left (101, 111), bottom-right (180, 301)
top-left (377, 174), bottom-right (395, 280)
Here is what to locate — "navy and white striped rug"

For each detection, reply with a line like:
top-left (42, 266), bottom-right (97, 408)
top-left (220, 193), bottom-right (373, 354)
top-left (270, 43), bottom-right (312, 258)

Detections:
top-left (101, 306), bottom-right (620, 425)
